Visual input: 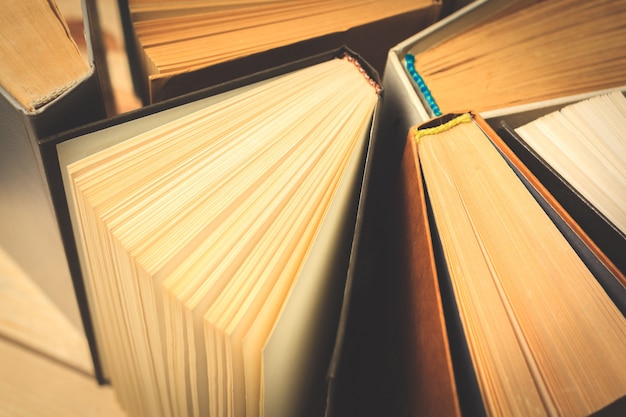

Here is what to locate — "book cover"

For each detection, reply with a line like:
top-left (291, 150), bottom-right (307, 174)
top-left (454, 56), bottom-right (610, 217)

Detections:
top-left (40, 47), bottom-right (383, 417)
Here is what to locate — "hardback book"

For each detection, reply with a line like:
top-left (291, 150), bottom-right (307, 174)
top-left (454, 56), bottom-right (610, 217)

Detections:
top-left (0, 0), bottom-right (110, 335)
top-left (390, 112), bottom-right (626, 417)
top-left (380, 0), bottom-right (626, 171)
top-left (117, 0), bottom-right (443, 103)
top-left (40, 48), bottom-right (382, 417)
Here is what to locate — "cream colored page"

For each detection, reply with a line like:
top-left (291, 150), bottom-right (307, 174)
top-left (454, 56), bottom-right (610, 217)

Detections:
top-left (63, 72), bottom-right (295, 417)
top-left (259, 111), bottom-right (372, 417)
top-left (0, 247), bottom-right (93, 375)
top-left (206, 105), bottom-right (356, 416)
top-left (410, 0), bottom-right (626, 113)
top-left (57, 80), bottom-right (262, 386)
top-left (152, 59), bottom-right (375, 417)
top-left (515, 92), bottom-right (626, 235)
top-left (0, 339), bottom-right (126, 417)
top-left (150, 63), bottom-right (355, 417)
top-left (64, 57), bottom-right (378, 417)
top-left (216, 92), bottom-right (372, 417)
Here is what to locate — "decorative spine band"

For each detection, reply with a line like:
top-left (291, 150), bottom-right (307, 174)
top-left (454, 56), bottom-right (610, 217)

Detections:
top-left (405, 54), bottom-right (441, 116)
top-left (342, 53), bottom-right (382, 94)
top-left (413, 113), bottom-right (472, 143)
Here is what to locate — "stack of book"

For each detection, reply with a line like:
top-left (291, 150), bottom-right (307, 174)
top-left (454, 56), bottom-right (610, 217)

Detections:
top-left (2, 0), bottom-right (624, 416)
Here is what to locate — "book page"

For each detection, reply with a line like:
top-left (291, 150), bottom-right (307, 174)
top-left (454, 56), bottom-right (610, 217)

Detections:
top-left (416, 114), bottom-right (626, 416)
top-left (515, 91), bottom-right (626, 236)
top-left (59, 56), bottom-right (379, 417)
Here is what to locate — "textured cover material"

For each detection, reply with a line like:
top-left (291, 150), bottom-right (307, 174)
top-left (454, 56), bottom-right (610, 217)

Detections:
top-left (41, 47), bottom-right (383, 416)
top-left (117, 0), bottom-right (441, 103)
top-left (0, 0), bottom-right (108, 344)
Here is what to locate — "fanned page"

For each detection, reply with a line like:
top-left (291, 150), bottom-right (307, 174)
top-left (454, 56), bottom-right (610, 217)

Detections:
top-left (128, 0), bottom-right (432, 77)
top-left (63, 56), bottom-right (379, 417)
top-left (514, 91), bottom-right (626, 238)
top-left (405, 0), bottom-right (626, 114)
top-left (413, 114), bottom-right (626, 416)
top-left (0, 0), bottom-right (89, 111)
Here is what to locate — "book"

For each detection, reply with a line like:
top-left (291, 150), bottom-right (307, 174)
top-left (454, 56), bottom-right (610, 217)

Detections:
top-left (392, 112), bottom-right (626, 417)
top-left (403, 0), bottom-right (626, 115)
top-left (41, 48), bottom-right (382, 417)
top-left (380, 0), bottom-right (626, 154)
top-left (117, 0), bottom-right (442, 103)
top-left (492, 90), bottom-right (626, 280)
top-left (0, 0), bottom-right (109, 335)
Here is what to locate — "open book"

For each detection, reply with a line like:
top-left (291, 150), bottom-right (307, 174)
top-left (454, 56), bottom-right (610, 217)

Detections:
top-left (43, 49), bottom-right (381, 417)
top-left (392, 112), bottom-right (626, 416)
